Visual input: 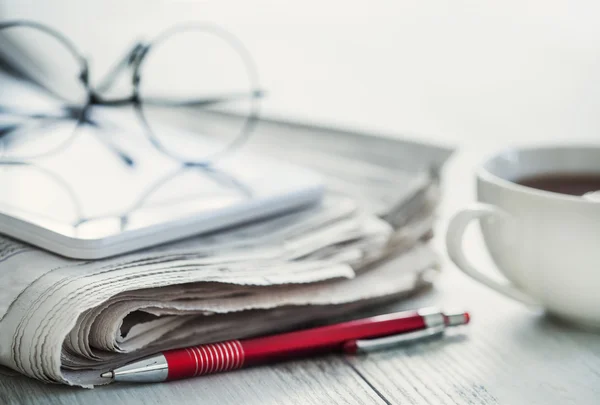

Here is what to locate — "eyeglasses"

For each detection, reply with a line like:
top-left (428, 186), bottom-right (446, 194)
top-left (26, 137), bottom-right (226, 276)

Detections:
top-left (0, 20), bottom-right (263, 166)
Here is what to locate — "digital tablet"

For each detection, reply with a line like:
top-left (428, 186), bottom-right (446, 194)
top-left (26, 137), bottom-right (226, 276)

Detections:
top-left (0, 121), bottom-right (324, 259)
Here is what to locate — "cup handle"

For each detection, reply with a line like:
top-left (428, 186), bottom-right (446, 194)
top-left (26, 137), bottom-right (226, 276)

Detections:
top-left (446, 203), bottom-right (539, 306)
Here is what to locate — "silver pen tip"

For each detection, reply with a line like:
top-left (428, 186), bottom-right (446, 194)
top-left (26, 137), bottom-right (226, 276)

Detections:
top-left (101, 371), bottom-right (114, 379)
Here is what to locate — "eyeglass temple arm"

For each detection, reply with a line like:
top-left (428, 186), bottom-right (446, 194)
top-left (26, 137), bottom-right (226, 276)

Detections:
top-left (0, 105), bottom-right (134, 166)
top-left (0, 105), bottom-right (98, 126)
top-left (0, 115), bottom-right (66, 145)
top-left (141, 89), bottom-right (265, 108)
top-left (91, 89), bottom-right (264, 108)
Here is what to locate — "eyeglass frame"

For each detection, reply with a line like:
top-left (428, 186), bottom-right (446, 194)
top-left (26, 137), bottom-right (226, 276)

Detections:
top-left (0, 20), bottom-right (263, 167)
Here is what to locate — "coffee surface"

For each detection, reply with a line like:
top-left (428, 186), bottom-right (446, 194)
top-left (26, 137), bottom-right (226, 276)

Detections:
top-left (516, 173), bottom-right (600, 196)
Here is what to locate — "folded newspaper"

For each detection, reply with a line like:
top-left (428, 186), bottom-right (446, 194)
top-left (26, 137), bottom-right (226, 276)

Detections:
top-left (0, 113), bottom-right (452, 387)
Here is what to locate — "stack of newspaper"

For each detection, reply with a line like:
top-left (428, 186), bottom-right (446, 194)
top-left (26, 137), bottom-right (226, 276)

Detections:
top-left (0, 116), bottom-right (451, 387)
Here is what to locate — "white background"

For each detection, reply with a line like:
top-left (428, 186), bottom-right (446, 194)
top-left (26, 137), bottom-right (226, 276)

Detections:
top-left (3, 0), bottom-right (600, 147)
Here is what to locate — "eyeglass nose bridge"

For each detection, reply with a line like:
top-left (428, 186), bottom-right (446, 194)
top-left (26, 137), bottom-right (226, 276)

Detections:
top-left (91, 41), bottom-right (150, 98)
top-left (129, 43), bottom-right (150, 88)
top-left (78, 62), bottom-right (90, 88)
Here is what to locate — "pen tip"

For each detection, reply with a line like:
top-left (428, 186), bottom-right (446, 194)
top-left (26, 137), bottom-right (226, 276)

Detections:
top-left (464, 312), bottom-right (470, 324)
top-left (101, 371), bottom-right (114, 379)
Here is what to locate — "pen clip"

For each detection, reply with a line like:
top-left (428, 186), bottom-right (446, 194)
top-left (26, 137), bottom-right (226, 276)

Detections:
top-left (344, 324), bottom-right (446, 354)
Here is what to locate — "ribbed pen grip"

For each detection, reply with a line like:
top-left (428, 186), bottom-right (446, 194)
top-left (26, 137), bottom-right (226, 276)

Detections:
top-left (164, 340), bottom-right (245, 380)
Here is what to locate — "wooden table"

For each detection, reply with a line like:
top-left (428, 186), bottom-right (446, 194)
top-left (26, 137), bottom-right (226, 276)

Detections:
top-left (1, 132), bottom-right (599, 405)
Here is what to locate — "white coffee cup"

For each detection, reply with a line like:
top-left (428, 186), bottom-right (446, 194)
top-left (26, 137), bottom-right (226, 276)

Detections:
top-left (446, 145), bottom-right (600, 327)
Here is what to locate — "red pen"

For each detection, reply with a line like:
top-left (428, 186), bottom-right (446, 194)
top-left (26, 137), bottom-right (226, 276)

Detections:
top-left (101, 307), bottom-right (469, 383)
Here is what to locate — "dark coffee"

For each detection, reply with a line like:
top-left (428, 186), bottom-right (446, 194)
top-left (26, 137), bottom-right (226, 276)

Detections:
top-left (516, 173), bottom-right (600, 196)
